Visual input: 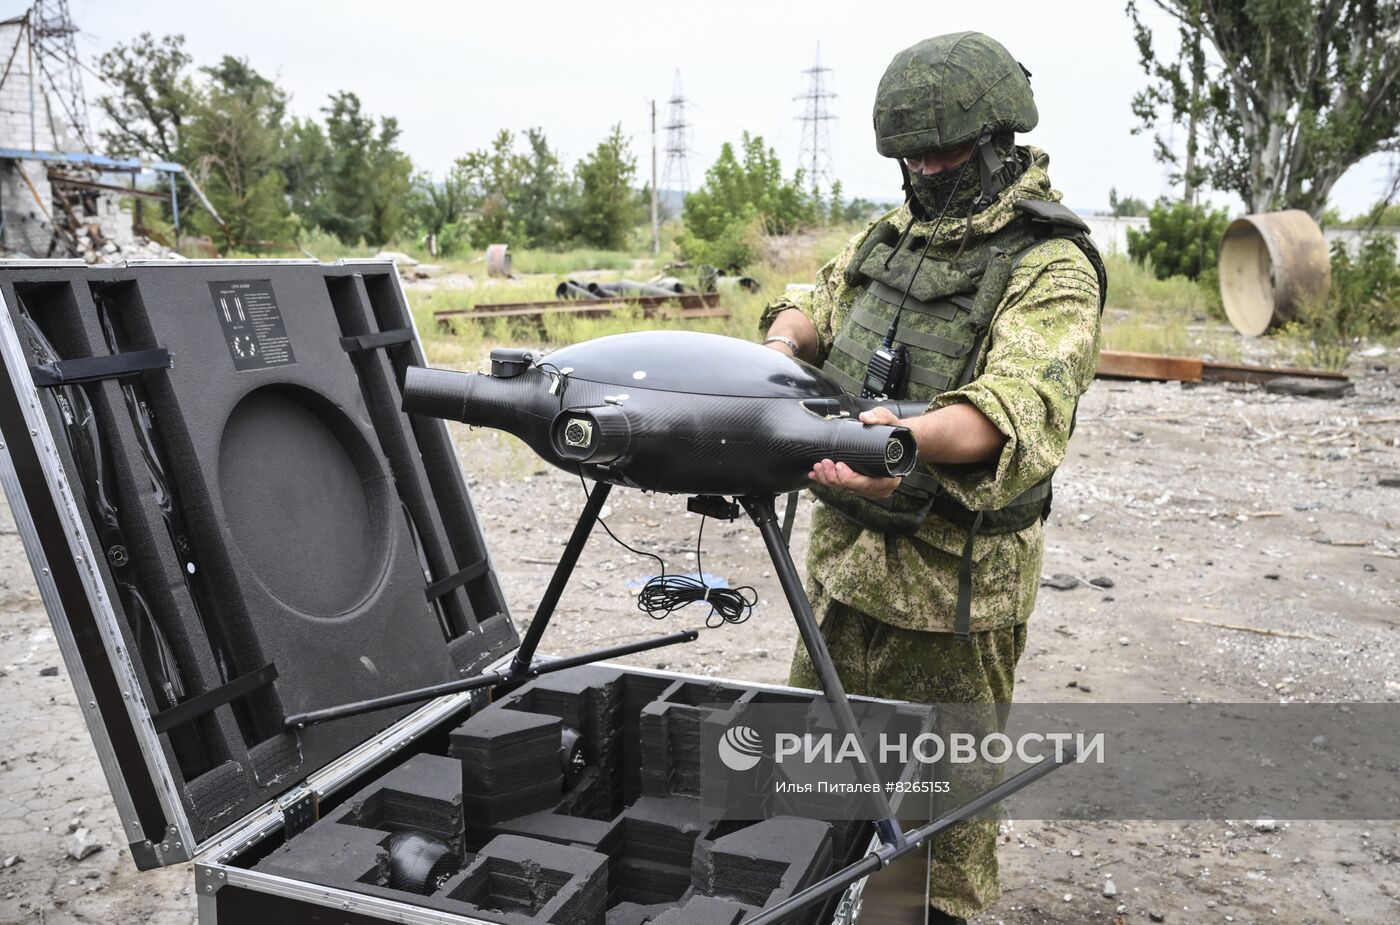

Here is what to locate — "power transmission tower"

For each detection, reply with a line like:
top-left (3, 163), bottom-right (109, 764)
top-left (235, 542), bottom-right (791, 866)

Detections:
top-left (794, 42), bottom-right (837, 191)
top-left (29, 0), bottom-right (90, 150)
top-left (661, 71), bottom-right (692, 199)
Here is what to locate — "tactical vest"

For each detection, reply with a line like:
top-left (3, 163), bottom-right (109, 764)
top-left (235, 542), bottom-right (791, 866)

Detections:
top-left (812, 200), bottom-right (1107, 636)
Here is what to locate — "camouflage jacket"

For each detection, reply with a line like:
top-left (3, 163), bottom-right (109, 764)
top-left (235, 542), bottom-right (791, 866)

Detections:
top-left (759, 148), bottom-right (1102, 633)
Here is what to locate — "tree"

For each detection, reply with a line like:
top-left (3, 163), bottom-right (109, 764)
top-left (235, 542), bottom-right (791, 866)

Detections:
top-left (316, 92), bottom-right (413, 245)
top-left (95, 32), bottom-right (195, 163)
top-left (408, 167), bottom-right (469, 254)
top-left (423, 128), bottom-right (573, 250)
top-left (515, 129), bottom-right (569, 247)
top-left (1108, 187), bottom-right (1149, 217)
top-left (184, 57), bottom-right (292, 250)
top-left (1126, 198), bottom-right (1230, 280)
top-left (568, 124), bottom-right (643, 249)
top-left (680, 133), bottom-right (820, 267)
top-left (827, 180), bottom-right (844, 224)
top-left (281, 117), bottom-right (331, 227)
top-left (453, 130), bottom-right (529, 246)
top-left (1128, 0), bottom-right (1400, 217)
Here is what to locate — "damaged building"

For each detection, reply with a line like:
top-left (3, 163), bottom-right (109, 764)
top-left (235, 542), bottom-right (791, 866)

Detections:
top-left (0, 4), bottom-right (214, 261)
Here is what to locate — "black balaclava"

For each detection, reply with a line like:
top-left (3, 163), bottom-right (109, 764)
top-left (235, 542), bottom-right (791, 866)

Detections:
top-left (904, 132), bottom-right (1025, 221)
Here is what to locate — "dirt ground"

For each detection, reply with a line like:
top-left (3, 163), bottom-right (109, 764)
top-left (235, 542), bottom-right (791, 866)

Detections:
top-left (0, 353), bottom-right (1396, 924)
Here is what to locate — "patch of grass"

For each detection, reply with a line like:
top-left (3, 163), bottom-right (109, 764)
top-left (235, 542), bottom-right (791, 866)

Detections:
top-left (509, 248), bottom-right (644, 275)
top-left (1099, 307), bottom-right (1243, 361)
top-left (1269, 322), bottom-right (1355, 371)
top-left (1098, 253), bottom-right (1246, 360)
top-left (414, 232), bottom-right (1288, 371)
top-left (1103, 253), bottom-right (1213, 317)
top-left (291, 227), bottom-right (377, 261)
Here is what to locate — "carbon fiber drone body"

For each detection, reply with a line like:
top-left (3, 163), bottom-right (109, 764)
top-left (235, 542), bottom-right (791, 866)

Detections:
top-left (401, 331), bottom-right (921, 496)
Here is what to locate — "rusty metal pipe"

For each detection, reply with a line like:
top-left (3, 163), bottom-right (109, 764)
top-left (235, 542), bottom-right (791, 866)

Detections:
top-left (1218, 210), bottom-right (1331, 336)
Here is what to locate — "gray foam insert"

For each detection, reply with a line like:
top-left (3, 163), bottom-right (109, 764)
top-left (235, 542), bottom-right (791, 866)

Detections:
top-left (443, 834), bottom-right (608, 924)
top-left (649, 894), bottom-right (754, 924)
top-left (691, 817), bottom-right (835, 908)
top-left (253, 668), bottom-right (866, 924)
top-left (329, 753), bottom-right (467, 851)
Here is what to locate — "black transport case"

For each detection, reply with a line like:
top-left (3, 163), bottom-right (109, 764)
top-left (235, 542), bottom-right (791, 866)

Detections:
top-left (0, 259), bottom-right (930, 924)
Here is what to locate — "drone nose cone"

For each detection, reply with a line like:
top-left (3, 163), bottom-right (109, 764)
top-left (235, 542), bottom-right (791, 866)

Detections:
top-left (401, 366), bottom-right (470, 421)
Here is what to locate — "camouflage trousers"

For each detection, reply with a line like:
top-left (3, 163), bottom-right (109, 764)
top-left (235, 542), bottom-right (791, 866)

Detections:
top-left (788, 582), bottom-right (1028, 919)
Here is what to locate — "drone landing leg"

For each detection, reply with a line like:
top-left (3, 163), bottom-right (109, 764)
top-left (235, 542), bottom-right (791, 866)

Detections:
top-left (740, 494), bottom-right (905, 849)
top-left (285, 480), bottom-right (706, 731)
top-left (508, 480), bottom-right (612, 676)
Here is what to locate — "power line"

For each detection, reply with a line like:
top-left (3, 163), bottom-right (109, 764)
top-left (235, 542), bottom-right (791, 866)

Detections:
top-left (29, 0), bottom-right (90, 150)
top-left (661, 69), bottom-right (692, 196)
top-left (794, 42), bottom-right (837, 191)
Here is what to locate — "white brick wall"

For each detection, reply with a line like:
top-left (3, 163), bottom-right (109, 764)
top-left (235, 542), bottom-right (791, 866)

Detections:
top-left (0, 21), bottom-right (74, 153)
top-left (1, 160), bottom-right (54, 255)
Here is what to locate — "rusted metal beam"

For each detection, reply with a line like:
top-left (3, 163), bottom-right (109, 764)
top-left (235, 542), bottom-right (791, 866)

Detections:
top-left (434, 292), bottom-right (723, 330)
top-left (1096, 350), bottom-right (1204, 382)
top-left (1096, 350), bottom-right (1349, 384)
top-left (436, 291), bottom-right (718, 317)
top-left (47, 172), bottom-right (167, 201)
top-left (1198, 359), bottom-right (1348, 384)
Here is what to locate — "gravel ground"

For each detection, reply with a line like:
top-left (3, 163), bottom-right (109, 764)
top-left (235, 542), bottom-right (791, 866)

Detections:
top-left (0, 356), bottom-right (1396, 924)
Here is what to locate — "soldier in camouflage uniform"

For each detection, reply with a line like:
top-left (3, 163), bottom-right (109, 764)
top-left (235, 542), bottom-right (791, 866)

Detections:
top-left (760, 33), bottom-right (1105, 923)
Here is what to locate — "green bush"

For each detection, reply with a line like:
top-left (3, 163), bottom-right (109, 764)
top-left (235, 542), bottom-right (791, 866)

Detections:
top-left (1273, 235), bottom-right (1400, 369)
top-left (678, 133), bottom-right (820, 270)
top-left (1327, 234), bottom-right (1400, 337)
top-left (1127, 199), bottom-right (1230, 281)
top-left (678, 217), bottom-right (763, 272)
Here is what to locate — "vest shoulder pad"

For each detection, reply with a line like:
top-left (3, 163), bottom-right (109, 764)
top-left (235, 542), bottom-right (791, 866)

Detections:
top-left (1011, 201), bottom-right (1107, 311)
top-left (1013, 200), bottom-right (1090, 234)
top-left (842, 221), bottom-right (902, 288)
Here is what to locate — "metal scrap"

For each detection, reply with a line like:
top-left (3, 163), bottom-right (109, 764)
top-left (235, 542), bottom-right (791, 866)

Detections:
top-left (1096, 350), bottom-right (1350, 385)
top-left (434, 292), bottom-right (727, 331)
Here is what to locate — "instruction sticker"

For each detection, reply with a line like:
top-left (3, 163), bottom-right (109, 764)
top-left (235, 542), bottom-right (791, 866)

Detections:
top-left (209, 279), bottom-right (297, 370)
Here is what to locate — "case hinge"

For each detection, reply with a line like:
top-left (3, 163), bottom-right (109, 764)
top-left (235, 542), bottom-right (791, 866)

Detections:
top-left (275, 785), bottom-right (318, 839)
top-left (833, 888), bottom-right (864, 925)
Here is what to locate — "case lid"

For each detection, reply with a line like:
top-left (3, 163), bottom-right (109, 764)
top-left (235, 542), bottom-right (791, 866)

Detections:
top-left (0, 259), bottom-right (518, 867)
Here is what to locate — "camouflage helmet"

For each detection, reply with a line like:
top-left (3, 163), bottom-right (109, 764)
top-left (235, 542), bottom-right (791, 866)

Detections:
top-left (873, 32), bottom-right (1037, 158)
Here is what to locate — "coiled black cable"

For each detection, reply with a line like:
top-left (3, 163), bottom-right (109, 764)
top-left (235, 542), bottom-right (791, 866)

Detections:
top-left (636, 516), bottom-right (757, 628)
top-left (579, 477), bottom-right (756, 628)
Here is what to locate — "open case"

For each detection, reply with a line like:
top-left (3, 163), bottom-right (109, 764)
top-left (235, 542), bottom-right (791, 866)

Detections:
top-left (0, 259), bottom-right (934, 924)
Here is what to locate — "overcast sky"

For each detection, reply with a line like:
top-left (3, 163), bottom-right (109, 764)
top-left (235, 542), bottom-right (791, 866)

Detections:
top-left (42, 0), bottom-right (1396, 216)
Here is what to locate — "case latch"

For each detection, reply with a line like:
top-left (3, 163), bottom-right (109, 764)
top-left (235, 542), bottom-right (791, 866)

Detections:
top-left (276, 786), bottom-right (318, 839)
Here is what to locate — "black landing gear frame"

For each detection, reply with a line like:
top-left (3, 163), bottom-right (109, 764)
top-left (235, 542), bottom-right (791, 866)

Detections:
top-left (283, 485), bottom-right (1076, 922)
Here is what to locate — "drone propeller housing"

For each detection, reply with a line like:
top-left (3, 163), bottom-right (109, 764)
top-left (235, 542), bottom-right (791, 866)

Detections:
top-left (402, 331), bottom-right (919, 496)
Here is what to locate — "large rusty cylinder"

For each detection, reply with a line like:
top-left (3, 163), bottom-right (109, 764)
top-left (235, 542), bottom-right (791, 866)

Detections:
top-left (1219, 209), bottom-right (1332, 336)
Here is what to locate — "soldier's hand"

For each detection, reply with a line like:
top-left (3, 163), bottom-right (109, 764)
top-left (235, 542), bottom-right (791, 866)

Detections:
top-left (809, 458), bottom-right (901, 500)
top-left (858, 406), bottom-right (902, 427)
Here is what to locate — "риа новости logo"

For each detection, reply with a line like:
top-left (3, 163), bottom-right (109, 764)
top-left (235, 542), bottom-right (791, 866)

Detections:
top-left (717, 724), bottom-right (764, 771)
